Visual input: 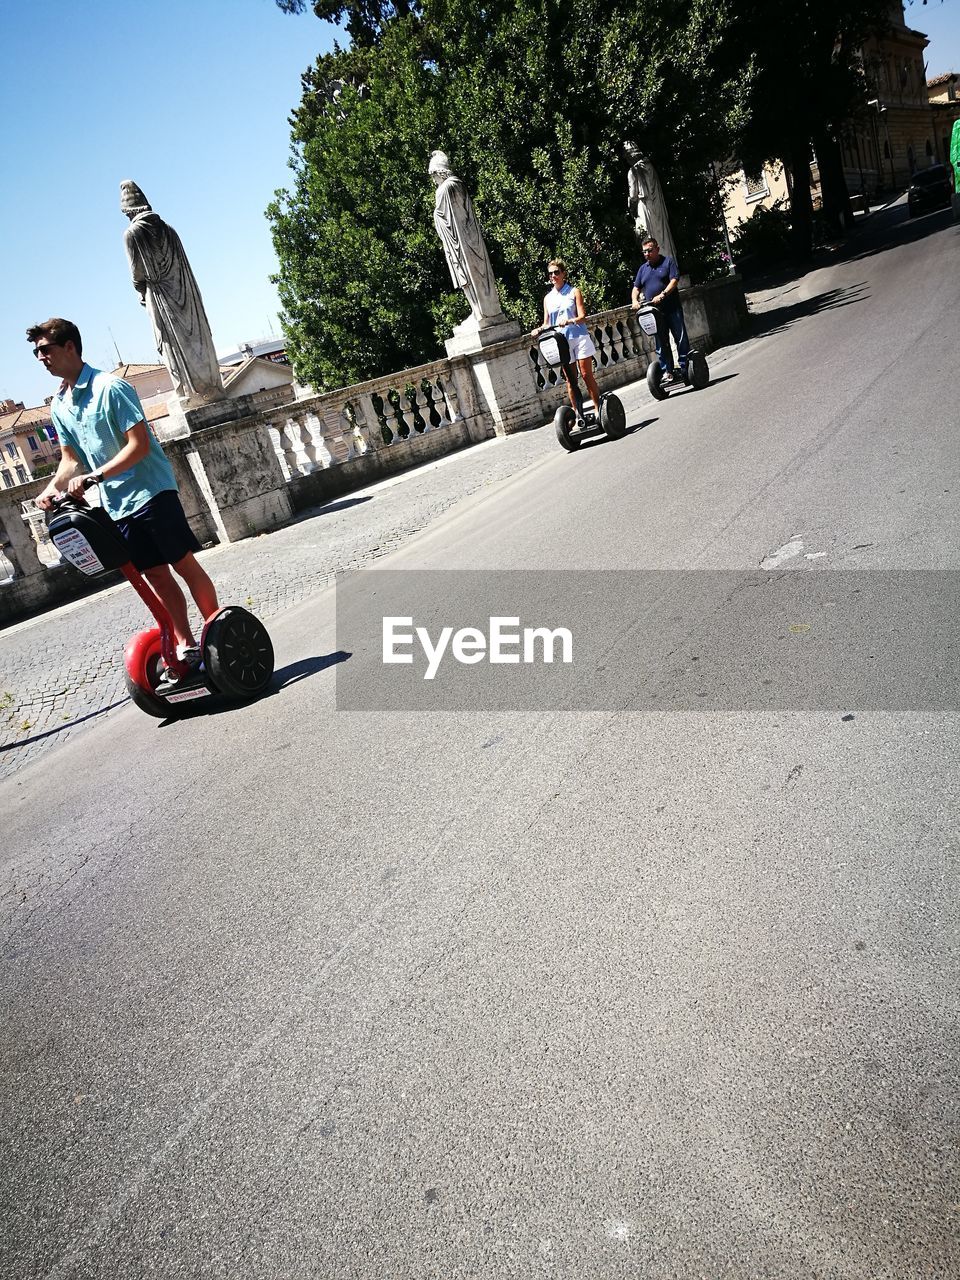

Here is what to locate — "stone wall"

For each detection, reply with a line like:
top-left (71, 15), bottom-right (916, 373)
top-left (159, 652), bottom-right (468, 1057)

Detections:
top-left (1, 277), bottom-right (747, 627)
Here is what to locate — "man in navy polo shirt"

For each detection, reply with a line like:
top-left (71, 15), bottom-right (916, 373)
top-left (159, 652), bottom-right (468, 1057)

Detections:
top-left (631, 236), bottom-right (690, 385)
top-left (29, 316), bottom-right (219, 662)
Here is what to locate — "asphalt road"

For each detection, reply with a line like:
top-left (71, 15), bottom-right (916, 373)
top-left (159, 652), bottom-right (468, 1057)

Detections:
top-left (3, 200), bottom-right (959, 1279)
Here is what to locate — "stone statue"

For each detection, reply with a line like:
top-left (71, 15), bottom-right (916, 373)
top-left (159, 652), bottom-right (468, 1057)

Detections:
top-left (429, 151), bottom-right (507, 329)
top-left (625, 144), bottom-right (678, 263)
top-left (120, 180), bottom-right (225, 409)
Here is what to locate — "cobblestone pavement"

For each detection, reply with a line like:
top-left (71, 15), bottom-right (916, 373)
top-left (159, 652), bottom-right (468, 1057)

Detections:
top-left (0, 414), bottom-right (566, 779)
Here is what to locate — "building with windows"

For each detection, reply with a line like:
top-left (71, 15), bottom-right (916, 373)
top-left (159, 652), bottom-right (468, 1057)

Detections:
top-left (721, 1), bottom-right (960, 247)
top-left (926, 71), bottom-right (959, 107)
top-left (839, 2), bottom-right (960, 193)
top-left (0, 400), bottom-right (59, 489)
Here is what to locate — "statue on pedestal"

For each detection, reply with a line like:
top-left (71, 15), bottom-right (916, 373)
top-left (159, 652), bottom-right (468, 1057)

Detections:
top-left (120, 180), bottom-right (225, 409)
top-left (625, 144), bottom-right (678, 263)
top-left (429, 151), bottom-right (507, 330)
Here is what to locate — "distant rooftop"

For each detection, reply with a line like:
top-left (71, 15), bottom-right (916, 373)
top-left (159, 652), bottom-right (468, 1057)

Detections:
top-left (217, 337), bottom-right (287, 366)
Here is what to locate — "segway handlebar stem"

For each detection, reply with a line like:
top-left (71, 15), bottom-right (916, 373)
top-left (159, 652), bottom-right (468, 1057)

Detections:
top-left (44, 480), bottom-right (188, 681)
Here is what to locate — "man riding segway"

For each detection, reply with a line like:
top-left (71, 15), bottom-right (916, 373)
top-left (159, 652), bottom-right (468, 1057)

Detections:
top-left (631, 237), bottom-right (689, 386)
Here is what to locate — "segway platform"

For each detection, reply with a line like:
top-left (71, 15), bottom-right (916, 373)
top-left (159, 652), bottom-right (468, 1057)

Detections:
top-left (535, 326), bottom-right (628, 452)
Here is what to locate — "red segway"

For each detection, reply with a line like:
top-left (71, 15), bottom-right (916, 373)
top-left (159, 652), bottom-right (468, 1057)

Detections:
top-left (45, 483), bottom-right (274, 718)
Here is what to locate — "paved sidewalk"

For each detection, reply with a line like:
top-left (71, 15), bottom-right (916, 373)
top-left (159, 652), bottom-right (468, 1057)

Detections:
top-left (0, 411), bottom-right (561, 779)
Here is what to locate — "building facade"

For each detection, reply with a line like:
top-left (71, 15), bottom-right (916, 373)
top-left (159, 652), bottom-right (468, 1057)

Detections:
top-left (0, 400), bottom-right (59, 489)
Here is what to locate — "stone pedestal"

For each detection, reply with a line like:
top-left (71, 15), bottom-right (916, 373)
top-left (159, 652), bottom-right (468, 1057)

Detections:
top-left (177, 402), bottom-right (293, 543)
top-left (165, 392), bottom-right (259, 438)
top-left (444, 314), bottom-right (522, 358)
top-left (442, 315), bottom-right (538, 437)
top-left (462, 340), bottom-right (541, 437)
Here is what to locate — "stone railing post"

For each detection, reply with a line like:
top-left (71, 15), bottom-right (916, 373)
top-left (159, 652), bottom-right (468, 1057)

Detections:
top-left (174, 400), bottom-right (294, 543)
top-left (2, 489), bottom-right (47, 580)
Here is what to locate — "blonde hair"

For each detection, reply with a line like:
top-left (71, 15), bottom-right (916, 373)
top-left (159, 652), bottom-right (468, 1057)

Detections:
top-left (548, 258), bottom-right (567, 273)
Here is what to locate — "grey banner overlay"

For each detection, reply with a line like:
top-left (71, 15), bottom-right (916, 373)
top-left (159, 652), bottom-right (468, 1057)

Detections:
top-left (335, 570), bottom-right (959, 711)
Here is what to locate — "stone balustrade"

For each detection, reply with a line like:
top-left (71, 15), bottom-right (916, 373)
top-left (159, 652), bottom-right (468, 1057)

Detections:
top-left (259, 355), bottom-right (474, 479)
top-left (1, 276), bottom-right (748, 627)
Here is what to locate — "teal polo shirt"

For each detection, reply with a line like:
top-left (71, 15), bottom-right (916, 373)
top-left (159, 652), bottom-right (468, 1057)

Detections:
top-left (51, 363), bottom-right (178, 519)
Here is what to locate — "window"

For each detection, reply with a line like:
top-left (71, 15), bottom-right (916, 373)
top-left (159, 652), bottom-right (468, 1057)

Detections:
top-left (0, 471), bottom-right (11, 488)
top-left (27, 435), bottom-right (38, 451)
top-left (15, 465), bottom-right (28, 484)
top-left (744, 169), bottom-right (770, 203)
top-left (4, 442), bottom-right (15, 459)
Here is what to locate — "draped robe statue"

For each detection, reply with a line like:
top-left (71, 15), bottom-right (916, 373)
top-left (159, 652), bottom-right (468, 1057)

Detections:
top-left (120, 180), bottom-right (225, 408)
top-left (625, 145), bottom-right (679, 263)
top-left (429, 152), bottom-right (507, 330)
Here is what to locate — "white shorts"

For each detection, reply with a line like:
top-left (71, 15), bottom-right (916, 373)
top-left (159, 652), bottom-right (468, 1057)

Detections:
top-left (566, 328), bottom-right (596, 361)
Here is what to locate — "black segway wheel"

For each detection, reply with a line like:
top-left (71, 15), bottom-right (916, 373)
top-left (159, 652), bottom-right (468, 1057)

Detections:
top-left (600, 394), bottom-right (627, 439)
top-left (203, 607), bottom-right (275, 700)
top-left (554, 404), bottom-right (581, 452)
top-left (646, 362), bottom-right (668, 402)
top-left (690, 351), bottom-right (710, 390)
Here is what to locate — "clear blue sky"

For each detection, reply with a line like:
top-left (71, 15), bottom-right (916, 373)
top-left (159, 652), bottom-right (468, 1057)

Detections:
top-left (1, 0), bottom-right (336, 409)
top-left (1, 0), bottom-right (957, 411)
top-left (915, 0), bottom-right (960, 75)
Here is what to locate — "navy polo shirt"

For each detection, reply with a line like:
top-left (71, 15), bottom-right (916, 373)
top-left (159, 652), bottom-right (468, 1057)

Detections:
top-left (634, 254), bottom-right (681, 308)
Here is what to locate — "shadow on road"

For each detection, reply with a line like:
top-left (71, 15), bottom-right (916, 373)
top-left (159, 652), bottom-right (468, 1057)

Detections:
top-left (0, 699), bottom-right (129, 752)
top-left (836, 204), bottom-right (955, 266)
top-left (273, 651), bottom-right (351, 689)
top-left (158, 650), bottom-right (352, 724)
top-left (748, 283), bottom-right (870, 340)
top-left (292, 495), bottom-right (373, 525)
top-left (577, 417), bottom-right (660, 450)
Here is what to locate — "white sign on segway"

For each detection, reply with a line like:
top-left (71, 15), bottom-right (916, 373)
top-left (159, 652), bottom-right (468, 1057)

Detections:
top-left (51, 527), bottom-right (106, 575)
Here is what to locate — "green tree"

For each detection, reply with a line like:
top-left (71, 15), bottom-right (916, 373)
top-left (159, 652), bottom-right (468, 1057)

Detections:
top-left (268, 0), bottom-right (745, 389)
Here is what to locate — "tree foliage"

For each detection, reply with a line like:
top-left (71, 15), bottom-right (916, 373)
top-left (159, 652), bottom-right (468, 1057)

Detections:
top-left (268, 0), bottom-right (744, 390)
top-left (269, 0), bottom-right (928, 388)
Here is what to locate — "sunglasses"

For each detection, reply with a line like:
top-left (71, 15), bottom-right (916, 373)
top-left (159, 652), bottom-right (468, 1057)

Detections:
top-left (548, 269), bottom-right (564, 276)
top-left (33, 342), bottom-right (61, 358)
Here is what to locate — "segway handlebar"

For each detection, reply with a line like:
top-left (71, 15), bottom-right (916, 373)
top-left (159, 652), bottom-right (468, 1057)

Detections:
top-left (42, 475), bottom-right (101, 512)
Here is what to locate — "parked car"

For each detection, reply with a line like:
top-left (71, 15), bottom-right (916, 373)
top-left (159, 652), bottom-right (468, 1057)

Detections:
top-left (907, 164), bottom-right (953, 217)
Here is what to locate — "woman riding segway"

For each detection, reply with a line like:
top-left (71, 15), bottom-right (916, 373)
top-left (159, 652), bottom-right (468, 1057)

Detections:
top-left (530, 260), bottom-right (627, 450)
top-left (532, 259), bottom-right (602, 414)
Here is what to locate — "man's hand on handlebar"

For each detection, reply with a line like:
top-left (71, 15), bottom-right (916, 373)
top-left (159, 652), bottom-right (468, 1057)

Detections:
top-left (35, 486), bottom-right (61, 511)
top-left (67, 473), bottom-right (100, 498)
top-left (37, 474), bottom-right (99, 510)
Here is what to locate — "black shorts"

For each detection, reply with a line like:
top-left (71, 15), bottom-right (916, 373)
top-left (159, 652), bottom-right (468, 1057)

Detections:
top-left (114, 489), bottom-right (202, 572)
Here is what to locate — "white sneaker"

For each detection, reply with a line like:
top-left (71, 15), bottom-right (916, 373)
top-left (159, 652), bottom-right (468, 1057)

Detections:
top-left (175, 643), bottom-right (201, 665)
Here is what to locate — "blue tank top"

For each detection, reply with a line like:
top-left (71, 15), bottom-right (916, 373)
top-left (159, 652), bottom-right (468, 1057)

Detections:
top-left (546, 282), bottom-right (588, 341)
